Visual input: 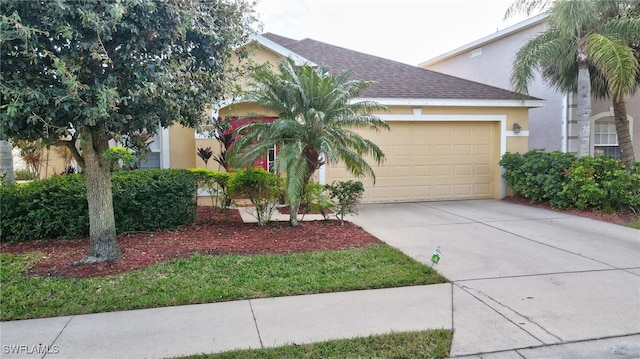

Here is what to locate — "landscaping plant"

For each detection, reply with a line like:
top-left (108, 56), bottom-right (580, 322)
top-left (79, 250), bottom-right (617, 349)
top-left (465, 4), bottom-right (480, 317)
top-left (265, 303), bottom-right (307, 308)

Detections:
top-left (327, 180), bottom-right (365, 224)
top-left (189, 168), bottom-right (234, 213)
top-left (232, 58), bottom-right (389, 227)
top-left (1, 169), bottom-right (196, 242)
top-left (0, 0), bottom-right (256, 262)
top-left (227, 167), bottom-right (283, 226)
top-left (300, 182), bottom-right (333, 220)
top-left (500, 150), bottom-right (640, 212)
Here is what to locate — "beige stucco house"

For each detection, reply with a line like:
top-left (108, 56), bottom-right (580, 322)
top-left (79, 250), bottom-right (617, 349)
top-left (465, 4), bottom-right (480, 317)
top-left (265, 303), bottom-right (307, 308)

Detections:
top-left (420, 14), bottom-right (639, 159)
top-left (184, 34), bottom-right (542, 203)
top-left (35, 34), bottom-right (538, 202)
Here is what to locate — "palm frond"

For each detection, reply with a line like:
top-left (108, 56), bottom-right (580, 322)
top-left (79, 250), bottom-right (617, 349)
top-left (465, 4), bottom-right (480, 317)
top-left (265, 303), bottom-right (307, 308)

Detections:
top-left (510, 30), bottom-right (568, 96)
top-left (586, 32), bottom-right (639, 98)
top-left (236, 57), bottom-right (390, 219)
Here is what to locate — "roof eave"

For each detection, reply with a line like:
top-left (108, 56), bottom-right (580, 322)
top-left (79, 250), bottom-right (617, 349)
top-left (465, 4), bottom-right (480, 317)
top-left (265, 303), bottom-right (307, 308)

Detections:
top-left (355, 98), bottom-right (546, 109)
top-left (248, 34), bottom-right (317, 67)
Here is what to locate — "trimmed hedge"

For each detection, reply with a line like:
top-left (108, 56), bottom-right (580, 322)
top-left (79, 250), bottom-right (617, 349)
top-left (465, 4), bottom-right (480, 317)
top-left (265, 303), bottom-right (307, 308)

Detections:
top-left (1, 169), bottom-right (196, 243)
top-left (111, 169), bottom-right (197, 233)
top-left (1, 174), bottom-right (89, 242)
top-left (500, 150), bottom-right (640, 212)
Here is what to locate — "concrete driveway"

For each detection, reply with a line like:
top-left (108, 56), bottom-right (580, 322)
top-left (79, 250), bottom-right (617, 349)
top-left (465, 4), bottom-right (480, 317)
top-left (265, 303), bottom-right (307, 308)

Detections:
top-left (348, 199), bottom-right (640, 358)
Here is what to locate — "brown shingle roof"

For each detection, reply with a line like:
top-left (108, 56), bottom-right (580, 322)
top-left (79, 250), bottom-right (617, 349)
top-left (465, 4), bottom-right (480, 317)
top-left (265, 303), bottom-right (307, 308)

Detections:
top-left (263, 33), bottom-right (537, 101)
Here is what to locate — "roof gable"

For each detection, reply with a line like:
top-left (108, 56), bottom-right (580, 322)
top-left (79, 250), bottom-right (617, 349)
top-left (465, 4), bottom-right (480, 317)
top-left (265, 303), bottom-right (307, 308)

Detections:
top-left (255, 33), bottom-right (541, 105)
top-left (419, 14), bottom-right (547, 67)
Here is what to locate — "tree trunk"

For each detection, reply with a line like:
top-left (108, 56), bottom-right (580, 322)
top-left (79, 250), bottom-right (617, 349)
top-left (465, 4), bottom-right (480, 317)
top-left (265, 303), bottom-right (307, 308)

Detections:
top-left (79, 130), bottom-right (121, 263)
top-left (288, 154), bottom-right (320, 227)
top-left (576, 64), bottom-right (592, 158)
top-left (0, 140), bottom-right (15, 183)
top-left (288, 199), bottom-right (300, 227)
top-left (612, 98), bottom-right (635, 169)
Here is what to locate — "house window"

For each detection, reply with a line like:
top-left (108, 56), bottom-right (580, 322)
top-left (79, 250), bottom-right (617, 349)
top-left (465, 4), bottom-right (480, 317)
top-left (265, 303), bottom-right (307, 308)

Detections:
top-left (138, 132), bottom-right (161, 169)
top-left (470, 48), bottom-right (482, 58)
top-left (593, 120), bottom-right (620, 159)
top-left (267, 145), bottom-right (277, 173)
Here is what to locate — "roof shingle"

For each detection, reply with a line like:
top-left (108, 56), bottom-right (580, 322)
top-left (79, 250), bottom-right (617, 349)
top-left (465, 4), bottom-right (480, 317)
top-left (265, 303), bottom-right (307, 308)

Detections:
top-left (263, 33), bottom-right (537, 102)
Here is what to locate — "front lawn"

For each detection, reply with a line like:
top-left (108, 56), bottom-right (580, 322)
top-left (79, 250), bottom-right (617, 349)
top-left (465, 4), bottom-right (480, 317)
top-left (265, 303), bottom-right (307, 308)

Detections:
top-left (1, 244), bottom-right (446, 321)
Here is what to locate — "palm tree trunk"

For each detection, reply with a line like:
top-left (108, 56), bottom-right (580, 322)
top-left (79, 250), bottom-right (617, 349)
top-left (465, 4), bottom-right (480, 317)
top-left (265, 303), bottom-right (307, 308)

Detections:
top-left (288, 200), bottom-right (300, 227)
top-left (79, 130), bottom-right (121, 263)
top-left (612, 98), bottom-right (635, 169)
top-left (0, 140), bottom-right (15, 183)
top-left (576, 64), bottom-right (592, 158)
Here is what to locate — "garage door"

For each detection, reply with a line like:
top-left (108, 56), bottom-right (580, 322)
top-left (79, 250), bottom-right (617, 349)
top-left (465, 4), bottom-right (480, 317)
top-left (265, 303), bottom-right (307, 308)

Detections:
top-left (325, 121), bottom-right (500, 203)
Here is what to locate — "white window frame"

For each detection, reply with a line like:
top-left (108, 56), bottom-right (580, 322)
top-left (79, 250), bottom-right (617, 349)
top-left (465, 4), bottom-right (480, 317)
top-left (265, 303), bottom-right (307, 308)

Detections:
top-left (590, 109), bottom-right (634, 158)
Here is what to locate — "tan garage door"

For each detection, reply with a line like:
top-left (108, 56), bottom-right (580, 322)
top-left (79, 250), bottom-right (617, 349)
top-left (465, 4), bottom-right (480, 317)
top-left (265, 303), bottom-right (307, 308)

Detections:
top-left (325, 121), bottom-right (500, 203)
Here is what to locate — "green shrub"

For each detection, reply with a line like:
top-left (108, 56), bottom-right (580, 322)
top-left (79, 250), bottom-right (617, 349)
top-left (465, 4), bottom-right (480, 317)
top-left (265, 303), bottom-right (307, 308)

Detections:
top-left (1, 175), bottom-right (89, 241)
top-left (14, 169), bottom-right (35, 181)
top-left (103, 146), bottom-right (137, 171)
top-left (227, 167), bottom-right (282, 226)
top-left (189, 168), bottom-right (233, 208)
top-left (301, 182), bottom-right (333, 220)
top-left (112, 169), bottom-right (197, 232)
top-left (326, 180), bottom-right (365, 224)
top-left (1, 169), bottom-right (196, 242)
top-left (554, 157), bottom-right (639, 212)
top-left (500, 150), bottom-right (640, 212)
top-left (499, 150), bottom-right (575, 203)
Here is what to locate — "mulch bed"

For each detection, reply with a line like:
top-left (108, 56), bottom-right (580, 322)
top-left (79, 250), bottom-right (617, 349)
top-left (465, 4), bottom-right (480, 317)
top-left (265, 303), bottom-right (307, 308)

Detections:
top-left (3, 199), bottom-right (637, 279)
top-left (0, 207), bottom-right (380, 279)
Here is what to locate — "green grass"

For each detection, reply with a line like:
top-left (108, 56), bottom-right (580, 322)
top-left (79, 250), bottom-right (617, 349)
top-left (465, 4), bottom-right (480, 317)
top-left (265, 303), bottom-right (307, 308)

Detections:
top-left (622, 219), bottom-right (640, 229)
top-left (179, 330), bottom-right (453, 359)
top-left (0, 244), bottom-right (447, 320)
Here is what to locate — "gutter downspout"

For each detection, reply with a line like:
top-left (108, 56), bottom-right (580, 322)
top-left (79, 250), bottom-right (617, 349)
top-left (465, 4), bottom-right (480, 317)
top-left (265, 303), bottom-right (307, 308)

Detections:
top-left (561, 94), bottom-right (570, 153)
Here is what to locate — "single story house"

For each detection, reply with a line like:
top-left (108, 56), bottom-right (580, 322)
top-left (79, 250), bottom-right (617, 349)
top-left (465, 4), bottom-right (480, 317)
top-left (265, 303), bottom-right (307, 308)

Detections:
top-left (29, 33), bottom-right (543, 204)
top-left (190, 34), bottom-right (542, 203)
top-left (420, 14), bottom-right (639, 159)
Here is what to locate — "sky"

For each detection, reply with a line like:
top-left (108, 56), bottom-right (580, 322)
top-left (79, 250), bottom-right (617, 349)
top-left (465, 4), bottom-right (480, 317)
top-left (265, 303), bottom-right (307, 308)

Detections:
top-left (253, 0), bottom-right (532, 66)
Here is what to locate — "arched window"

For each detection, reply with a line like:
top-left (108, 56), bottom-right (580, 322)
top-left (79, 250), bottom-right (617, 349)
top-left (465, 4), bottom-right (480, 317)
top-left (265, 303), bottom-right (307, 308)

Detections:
top-left (593, 119), bottom-right (620, 159)
top-left (590, 109), bottom-right (633, 160)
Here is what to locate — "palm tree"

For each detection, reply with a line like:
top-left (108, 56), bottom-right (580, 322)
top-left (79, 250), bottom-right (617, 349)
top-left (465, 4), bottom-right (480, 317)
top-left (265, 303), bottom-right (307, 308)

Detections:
top-left (232, 58), bottom-right (389, 227)
top-left (537, 1), bottom-right (640, 168)
top-left (510, 0), bottom-right (639, 160)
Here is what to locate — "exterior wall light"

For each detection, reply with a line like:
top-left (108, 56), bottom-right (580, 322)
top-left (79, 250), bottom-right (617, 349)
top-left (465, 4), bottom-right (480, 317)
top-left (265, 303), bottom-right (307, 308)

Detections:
top-left (513, 122), bottom-right (521, 134)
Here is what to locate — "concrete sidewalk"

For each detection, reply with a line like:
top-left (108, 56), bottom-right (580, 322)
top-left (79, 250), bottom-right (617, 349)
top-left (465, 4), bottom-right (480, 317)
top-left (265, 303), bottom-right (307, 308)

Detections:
top-left (1, 200), bottom-right (639, 358)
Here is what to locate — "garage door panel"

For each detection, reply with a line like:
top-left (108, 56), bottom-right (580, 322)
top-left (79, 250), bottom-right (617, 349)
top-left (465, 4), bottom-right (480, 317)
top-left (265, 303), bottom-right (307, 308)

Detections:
top-left (414, 145), bottom-right (432, 155)
top-left (475, 164), bottom-right (491, 175)
top-left (474, 184), bottom-right (492, 196)
top-left (413, 166), bottom-right (432, 176)
top-left (326, 121), bottom-right (498, 203)
top-left (392, 166), bottom-right (413, 177)
top-left (454, 184), bottom-right (472, 196)
top-left (454, 144), bottom-right (472, 155)
top-left (475, 144), bottom-right (491, 155)
top-left (434, 144), bottom-right (452, 155)
top-left (454, 165), bottom-right (472, 176)
top-left (392, 145), bottom-right (412, 156)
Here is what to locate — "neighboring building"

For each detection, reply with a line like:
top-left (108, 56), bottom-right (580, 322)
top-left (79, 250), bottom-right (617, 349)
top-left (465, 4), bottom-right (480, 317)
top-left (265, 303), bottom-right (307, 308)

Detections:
top-left (191, 34), bottom-right (542, 203)
top-left (420, 14), bottom-right (639, 158)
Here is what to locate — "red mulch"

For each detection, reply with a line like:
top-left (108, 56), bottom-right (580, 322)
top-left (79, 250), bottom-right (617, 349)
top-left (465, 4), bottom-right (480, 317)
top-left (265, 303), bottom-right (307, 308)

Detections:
top-left (501, 196), bottom-right (640, 225)
top-left (0, 207), bottom-right (381, 279)
top-left (3, 200), bottom-right (637, 280)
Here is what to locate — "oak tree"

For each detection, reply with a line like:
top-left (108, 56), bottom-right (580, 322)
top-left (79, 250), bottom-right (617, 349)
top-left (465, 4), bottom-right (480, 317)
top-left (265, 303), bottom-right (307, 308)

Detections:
top-left (0, 0), bottom-right (256, 261)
